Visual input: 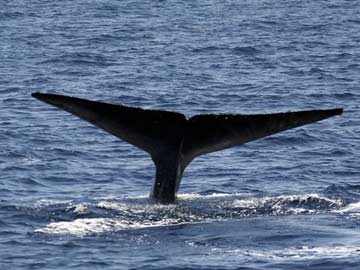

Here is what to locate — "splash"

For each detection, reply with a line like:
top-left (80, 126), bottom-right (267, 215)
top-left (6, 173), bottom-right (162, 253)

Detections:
top-left (33, 193), bottom-right (356, 236)
top-left (35, 218), bottom-right (183, 236)
top-left (335, 201), bottom-right (360, 219)
top-left (232, 194), bottom-right (344, 215)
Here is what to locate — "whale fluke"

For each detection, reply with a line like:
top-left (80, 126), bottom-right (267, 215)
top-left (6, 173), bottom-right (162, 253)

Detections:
top-left (182, 108), bottom-right (343, 166)
top-left (32, 92), bottom-right (343, 203)
top-left (32, 92), bottom-right (186, 160)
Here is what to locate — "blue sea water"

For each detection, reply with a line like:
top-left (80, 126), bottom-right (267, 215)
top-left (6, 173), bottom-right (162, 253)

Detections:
top-left (1, 0), bottom-right (360, 269)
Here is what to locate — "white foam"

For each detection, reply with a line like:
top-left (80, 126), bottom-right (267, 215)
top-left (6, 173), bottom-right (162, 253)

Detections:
top-left (95, 193), bottom-right (243, 202)
top-left (336, 202), bottom-right (360, 213)
top-left (97, 201), bottom-right (176, 212)
top-left (35, 218), bottom-right (119, 236)
top-left (35, 215), bottom-right (198, 236)
top-left (335, 202), bottom-right (360, 219)
top-left (233, 194), bottom-right (344, 214)
top-left (34, 199), bottom-right (73, 208)
top-left (35, 217), bottom-right (184, 236)
top-left (212, 246), bottom-right (360, 260)
top-left (97, 194), bottom-right (150, 201)
top-left (34, 194), bottom-right (357, 236)
top-left (177, 192), bottom-right (247, 200)
top-left (68, 203), bottom-right (89, 215)
top-left (97, 201), bottom-right (130, 211)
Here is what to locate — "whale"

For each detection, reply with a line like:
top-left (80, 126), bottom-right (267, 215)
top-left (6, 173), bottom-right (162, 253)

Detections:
top-left (32, 92), bottom-right (343, 203)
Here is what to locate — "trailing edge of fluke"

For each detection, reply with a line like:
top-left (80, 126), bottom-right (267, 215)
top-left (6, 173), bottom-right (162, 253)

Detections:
top-left (32, 92), bottom-right (343, 203)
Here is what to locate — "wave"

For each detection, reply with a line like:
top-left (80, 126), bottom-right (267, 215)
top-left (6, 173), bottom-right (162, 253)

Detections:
top-left (39, 52), bottom-right (117, 67)
top-left (35, 218), bottom-right (174, 236)
top-left (211, 245), bottom-right (360, 261)
top-left (189, 45), bottom-right (261, 56)
top-left (232, 46), bottom-right (261, 56)
top-left (232, 194), bottom-right (344, 215)
top-left (334, 202), bottom-right (360, 219)
top-left (31, 193), bottom-right (359, 236)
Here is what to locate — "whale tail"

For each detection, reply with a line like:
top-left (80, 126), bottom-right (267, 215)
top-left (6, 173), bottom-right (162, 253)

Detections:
top-left (32, 92), bottom-right (187, 162)
top-left (181, 108), bottom-right (343, 166)
top-left (32, 92), bottom-right (343, 203)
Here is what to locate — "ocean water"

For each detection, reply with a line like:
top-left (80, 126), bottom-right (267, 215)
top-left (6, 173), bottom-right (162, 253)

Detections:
top-left (1, 0), bottom-right (360, 269)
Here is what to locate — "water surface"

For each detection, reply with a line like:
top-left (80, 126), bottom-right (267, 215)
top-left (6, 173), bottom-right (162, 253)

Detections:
top-left (1, 0), bottom-right (360, 269)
